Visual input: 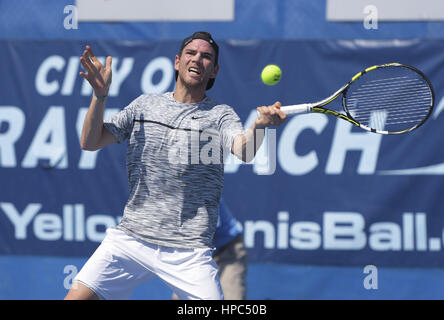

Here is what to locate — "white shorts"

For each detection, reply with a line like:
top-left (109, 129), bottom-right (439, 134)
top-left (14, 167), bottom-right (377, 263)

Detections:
top-left (74, 228), bottom-right (223, 300)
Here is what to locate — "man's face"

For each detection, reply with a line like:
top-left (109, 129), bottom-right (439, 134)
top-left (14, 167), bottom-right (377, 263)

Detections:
top-left (175, 39), bottom-right (219, 90)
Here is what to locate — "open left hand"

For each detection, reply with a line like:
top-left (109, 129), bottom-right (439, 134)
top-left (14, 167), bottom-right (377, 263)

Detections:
top-left (79, 45), bottom-right (112, 97)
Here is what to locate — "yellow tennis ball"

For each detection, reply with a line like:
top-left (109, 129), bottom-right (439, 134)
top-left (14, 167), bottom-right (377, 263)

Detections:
top-left (261, 64), bottom-right (282, 86)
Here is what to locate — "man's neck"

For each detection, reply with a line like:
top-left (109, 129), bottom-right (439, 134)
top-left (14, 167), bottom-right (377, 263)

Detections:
top-left (173, 83), bottom-right (206, 104)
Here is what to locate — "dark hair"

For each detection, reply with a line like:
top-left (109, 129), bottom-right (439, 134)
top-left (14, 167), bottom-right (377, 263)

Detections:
top-left (175, 31), bottom-right (219, 90)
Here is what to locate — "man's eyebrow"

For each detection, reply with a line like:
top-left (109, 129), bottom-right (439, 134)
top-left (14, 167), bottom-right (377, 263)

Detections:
top-left (184, 48), bottom-right (213, 57)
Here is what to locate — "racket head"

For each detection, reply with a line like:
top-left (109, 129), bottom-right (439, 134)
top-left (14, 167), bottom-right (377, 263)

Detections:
top-left (342, 63), bottom-right (434, 134)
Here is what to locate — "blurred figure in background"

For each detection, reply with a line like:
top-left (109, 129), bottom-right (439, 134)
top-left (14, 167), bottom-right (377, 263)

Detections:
top-left (212, 197), bottom-right (248, 300)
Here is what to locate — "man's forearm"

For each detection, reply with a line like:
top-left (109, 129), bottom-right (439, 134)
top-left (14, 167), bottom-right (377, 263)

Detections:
top-left (231, 101), bottom-right (286, 162)
top-left (232, 121), bottom-right (266, 163)
top-left (80, 96), bottom-right (108, 151)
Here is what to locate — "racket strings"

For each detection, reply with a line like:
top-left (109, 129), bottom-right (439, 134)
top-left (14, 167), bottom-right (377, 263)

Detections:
top-left (349, 94), bottom-right (431, 109)
top-left (349, 86), bottom-right (430, 100)
top-left (354, 76), bottom-right (419, 88)
top-left (348, 78), bottom-right (429, 100)
top-left (349, 99), bottom-right (431, 115)
top-left (345, 69), bottom-right (432, 132)
top-left (347, 95), bottom-right (431, 116)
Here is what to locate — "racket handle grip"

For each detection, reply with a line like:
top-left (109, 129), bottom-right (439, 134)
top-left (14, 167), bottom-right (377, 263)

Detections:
top-left (256, 103), bottom-right (312, 117)
top-left (280, 104), bottom-right (312, 115)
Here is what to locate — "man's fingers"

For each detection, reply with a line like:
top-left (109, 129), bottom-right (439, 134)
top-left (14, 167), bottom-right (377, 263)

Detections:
top-left (86, 45), bottom-right (98, 62)
top-left (82, 49), bottom-right (94, 66)
top-left (81, 49), bottom-right (100, 74)
top-left (276, 108), bottom-right (287, 119)
top-left (80, 57), bottom-right (93, 74)
top-left (79, 71), bottom-right (87, 79)
top-left (269, 102), bottom-right (286, 119)
top-left (273, 101), bottom-right (282, 109)
top-left (81, 49), bottom-right (95, 70)
top-left (257, 106), bottom-right (269, 118)
top-left (256, 104), bottom-right (287, 126)
top-left (83, 47), bottom-right (102, 73)
top-left (105, 56), bottom-right (112, 69)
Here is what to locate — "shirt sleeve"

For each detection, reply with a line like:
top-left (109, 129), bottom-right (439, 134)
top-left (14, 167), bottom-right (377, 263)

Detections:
top-left (218, 106), bottom-right (244, 154)
top-left (103, 96), bottom-right (141, 143)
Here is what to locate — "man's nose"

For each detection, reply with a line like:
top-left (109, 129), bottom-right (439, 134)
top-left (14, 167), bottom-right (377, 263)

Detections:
top-left (191, 53), bottom-right (203, 63)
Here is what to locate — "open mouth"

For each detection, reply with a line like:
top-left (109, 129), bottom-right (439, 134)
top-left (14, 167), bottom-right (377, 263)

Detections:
top-left (189, 67), bottom-right (201, 75)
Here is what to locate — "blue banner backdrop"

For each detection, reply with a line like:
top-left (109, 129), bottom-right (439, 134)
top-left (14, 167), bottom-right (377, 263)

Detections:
top-left (1, 39), bottom-right (444, 268)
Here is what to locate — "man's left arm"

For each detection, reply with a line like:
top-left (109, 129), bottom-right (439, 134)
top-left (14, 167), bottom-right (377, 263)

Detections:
top-left (231, 101), bottom-right (286, 163)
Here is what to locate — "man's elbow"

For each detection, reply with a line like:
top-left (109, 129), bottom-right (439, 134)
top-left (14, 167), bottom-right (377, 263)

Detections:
top-left (80, 141), bottom-right (99, 151)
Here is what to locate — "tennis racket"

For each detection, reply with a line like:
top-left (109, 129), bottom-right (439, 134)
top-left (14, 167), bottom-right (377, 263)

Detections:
top-left (277, 63), bottom-right (434, 134)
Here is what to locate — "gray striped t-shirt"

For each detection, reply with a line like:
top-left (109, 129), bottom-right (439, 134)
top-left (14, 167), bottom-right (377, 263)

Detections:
top-left (104, 92), bottom-right (244, 249)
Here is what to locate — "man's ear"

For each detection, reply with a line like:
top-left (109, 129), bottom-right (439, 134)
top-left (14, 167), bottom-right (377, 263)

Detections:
top-left (174, 54), bottom-right (180, 72)
top-left (211, 64), bottom-right (219, 79)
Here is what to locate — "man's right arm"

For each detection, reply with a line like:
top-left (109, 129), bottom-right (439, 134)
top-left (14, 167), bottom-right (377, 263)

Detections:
top-left (78, 45), bottom-right (116, 151)
top-left (80, 96), bottom-right (117, 151)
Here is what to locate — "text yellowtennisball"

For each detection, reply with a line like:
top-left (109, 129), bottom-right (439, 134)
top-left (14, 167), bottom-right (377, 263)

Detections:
top-left (261, 64), bottom-right (282, 86)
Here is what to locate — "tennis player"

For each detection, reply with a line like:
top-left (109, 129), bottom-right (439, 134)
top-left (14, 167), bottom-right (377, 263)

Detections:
top-left (64, 31), bottom-right (286, 300)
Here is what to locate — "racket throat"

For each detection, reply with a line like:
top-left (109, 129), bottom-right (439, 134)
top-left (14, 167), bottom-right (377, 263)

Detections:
top-left (313, 107), bottom-right (360, 126)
